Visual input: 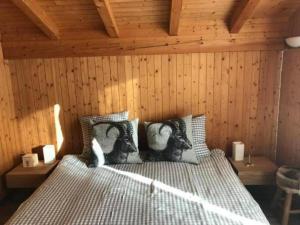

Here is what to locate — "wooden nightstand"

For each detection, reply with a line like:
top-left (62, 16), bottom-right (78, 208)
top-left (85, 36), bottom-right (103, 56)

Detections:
top-left (229, 156), bottom-right (278, 185)
top-left (5, 160), bottom-right (59, 189)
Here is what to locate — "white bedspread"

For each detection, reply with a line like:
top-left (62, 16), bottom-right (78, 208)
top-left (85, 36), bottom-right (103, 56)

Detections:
top-left (6, 150), bottom-right (269, 225)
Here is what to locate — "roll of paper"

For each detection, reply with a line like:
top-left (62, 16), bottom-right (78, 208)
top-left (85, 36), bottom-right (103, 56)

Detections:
top-left (232, 141), bottom-right (245, 161)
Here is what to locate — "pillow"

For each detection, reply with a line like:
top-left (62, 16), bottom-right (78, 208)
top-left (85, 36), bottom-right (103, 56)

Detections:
top-left (192, 115), bottom-right (210, 159)
top-left (79, 111), bottom-right (128, 158)
top-left (90, 119), bottom-right (142, 166)
top-left (145, 115), bottom-right (198, 164)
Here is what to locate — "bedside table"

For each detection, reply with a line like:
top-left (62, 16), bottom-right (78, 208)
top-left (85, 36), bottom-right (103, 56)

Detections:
top-left (228, 156), bottom-right (278, 185)
top-left (6, 160), bottom-right (59, 189)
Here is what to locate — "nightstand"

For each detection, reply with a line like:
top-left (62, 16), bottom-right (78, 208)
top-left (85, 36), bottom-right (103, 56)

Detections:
top-left (5, 160), bottom-right (59, 189)
top-left (228, 156), bottom-right (278, 185)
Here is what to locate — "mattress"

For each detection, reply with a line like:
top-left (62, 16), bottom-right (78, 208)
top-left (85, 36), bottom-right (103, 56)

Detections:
top-left (6, 150), bottom-right (269, 225)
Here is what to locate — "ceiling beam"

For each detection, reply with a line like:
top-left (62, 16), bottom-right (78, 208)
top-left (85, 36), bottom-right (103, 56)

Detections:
top-left (93, 0), bottom-right (120, 38)
top-left (10, 0), bottom-right (59, 40)
top-left (2, 37), bottom-right (285, 59)
top-left (230, 0), bottom-right (260, 33)
top-left (0, 34), bottom-right (3, 61)
top-left (169, 0), bottom-right (183, 36)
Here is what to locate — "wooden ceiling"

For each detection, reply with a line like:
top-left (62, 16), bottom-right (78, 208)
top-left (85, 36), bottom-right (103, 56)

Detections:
top-left (0, 0), bottom-right (299, 58)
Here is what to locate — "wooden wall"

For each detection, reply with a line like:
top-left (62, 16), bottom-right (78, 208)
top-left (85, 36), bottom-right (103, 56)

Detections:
top-left (0, 42), bottom-right (20, 198)
top-left (2, 51), bottom-right (282, 164)
top-left (277, 49), bottom-right (300, 166)
top-left (276, 10), bottom-right (300, 166)
top-left (289, 10), bottom-right (300, 37)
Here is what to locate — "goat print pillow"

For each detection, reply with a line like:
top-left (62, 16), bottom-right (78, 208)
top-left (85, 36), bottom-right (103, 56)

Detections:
top-left (145, 115), bottom-right (198, 164)
top-left (90, 119), bottom-right (142, 166)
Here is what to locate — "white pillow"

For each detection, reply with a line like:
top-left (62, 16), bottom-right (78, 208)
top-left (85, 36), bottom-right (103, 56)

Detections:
top-left (192, 115), bottom-right (210, 159)
top-left (79, 111), bottom-right (128, 158)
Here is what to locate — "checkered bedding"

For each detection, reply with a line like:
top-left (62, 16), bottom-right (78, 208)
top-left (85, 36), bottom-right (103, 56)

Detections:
top-left (6, 150), bottom-right (269, 225)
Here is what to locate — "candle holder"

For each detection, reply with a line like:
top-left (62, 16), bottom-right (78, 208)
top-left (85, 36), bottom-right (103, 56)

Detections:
top-left (245, 153), bottom-right (254, 167)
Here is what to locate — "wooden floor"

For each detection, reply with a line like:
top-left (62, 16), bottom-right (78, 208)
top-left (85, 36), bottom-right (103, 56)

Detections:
top-left (248, 186), bottom-right (300, 225)
top-left (0, 188), bottom-right (299, 225)
top-left (259, 199), bottom-right (300, 225)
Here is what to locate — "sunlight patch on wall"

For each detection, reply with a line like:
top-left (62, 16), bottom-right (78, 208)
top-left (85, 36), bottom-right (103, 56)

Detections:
top-left (54, 104), bottom-right (63, 152)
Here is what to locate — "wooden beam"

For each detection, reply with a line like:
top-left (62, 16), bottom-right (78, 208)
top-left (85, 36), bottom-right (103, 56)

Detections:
top-left (169, 0), bottom-right (183, 35)
top-left (93, 0), bottom-right (120, 38)
top-left (0, 34), bottom-right (3, 61)
top-left (0, 33), bottom-right (4, 61)
top-left (2, 38), bottom-right (285, 59)
top-left (10, 0), bottom-right (59, 40)
top-left (0, 44), bottom-right (3, 61)
top-left (230, 0), bottom-right (260, 33)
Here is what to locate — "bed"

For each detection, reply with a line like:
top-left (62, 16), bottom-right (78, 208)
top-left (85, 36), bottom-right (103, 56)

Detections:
top-left (6, 150), bottom-right (269, 225)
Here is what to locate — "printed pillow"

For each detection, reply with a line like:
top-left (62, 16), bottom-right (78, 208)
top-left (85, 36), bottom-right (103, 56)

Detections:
top-left (90, 119), bottom-right (142, 166)
top-left (79, 111), bottom-right (128, 158)
top-left (192, 115), bottom-right (210, 160)
top-left (145, 115), bottom-right (198, 164)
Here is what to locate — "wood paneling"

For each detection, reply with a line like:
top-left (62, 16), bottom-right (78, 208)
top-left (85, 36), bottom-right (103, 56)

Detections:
top-left (277, 12), bottom-right (300, 166)
top-left (169, 0), bottom-right (182, 35)
top-left (253, 0), bottom-right (300, 18)
top-left (0, 51), bottom-right (281, 163)
top-left (10, 0), bottom-right (60, 39)
top-left (0, 0), bottom-right (300, 58)
top-left (289, 9), bottom-right (300, 37)
top-left (93, 0), bottom-right (120, 37)
top-left (181, 0), bottom-right (300, 21)
top-left (230, 0), bottom-right (260, 33)
top-left (2, 37), bottom-right (285, 59)
top-left (0, 42), bottom-right (21, 197)
top-left (277, 49), bottom-right (300, 166)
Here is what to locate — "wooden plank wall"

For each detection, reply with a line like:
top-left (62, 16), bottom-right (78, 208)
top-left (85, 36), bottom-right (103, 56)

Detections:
top-left (276, 11), bottom-right (300, 166)
top-left (277, 49), bottom-right (300, 166)
top-left (1, 51), bottom-right (282, 165)
top-left (0, 42), bottom-right (21, 198)
top-left (289, 10), bottom-right (300, 37)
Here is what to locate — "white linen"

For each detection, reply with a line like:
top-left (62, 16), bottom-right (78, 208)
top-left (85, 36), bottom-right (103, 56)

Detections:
top-left (6, 150), bottom-right (269, 225)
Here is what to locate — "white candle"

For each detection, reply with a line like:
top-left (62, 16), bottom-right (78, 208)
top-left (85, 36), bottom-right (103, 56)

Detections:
top-left (43, 145), bottom-right (56, 164)
top-left (232, 141), bottom-right (245, 161)
top-left (22, 153), bottom-right (39, 167)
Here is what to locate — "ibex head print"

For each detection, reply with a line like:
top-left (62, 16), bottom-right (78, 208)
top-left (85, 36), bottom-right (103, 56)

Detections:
top-left (147, 119), bottom-right (192, 161)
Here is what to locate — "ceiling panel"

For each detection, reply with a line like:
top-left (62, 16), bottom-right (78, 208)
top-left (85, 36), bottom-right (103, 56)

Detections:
top-left (181, 0), bottom-right (240, 21)
top-left (253, 0), bottom-right (300, 18)
top-left (0, 0), bottom-right (299, 42)
top-left (110, 0), bottom-right (170, 25)
top-left (38, 0), bottom-right (104, 30)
